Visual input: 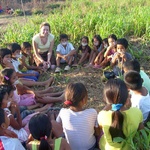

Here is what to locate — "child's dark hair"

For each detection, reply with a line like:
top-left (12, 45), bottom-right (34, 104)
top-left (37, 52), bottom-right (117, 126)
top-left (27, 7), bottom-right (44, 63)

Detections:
top-left (0, 108), bottom-right (5, 126)
top-left (104, 79), bottom-right (128, 141)
top-left (0, 85), bottom-right (8, 107)
top-left (124, 71), bottom-right (142, 90)
top-left (60, 34), bottom-right (68, 41)
top-left (0, 48), bottom-right (12, 65)
top-left (0, 68), bottom-right (15, 85)
top-left (81, 36), bottom-right (89, 43)
top-left (123, 59), bottom-right (140, 73)
top-left (117, 38), bottom-right (128, 49)
top-left (29, 113), bottom-right (52, 150)
top-left (21, 42), bottom-right (31, 50)
top-left (92, 35), bottom-right (102, 45)
top-left (64, 82), bottom-right (88, 107)
top-left (7, 43), bottom-right (21, 53)
top-left (108, 34), bottom-right (117, 41)
top-left (103, 38), bottom-right (108, 44)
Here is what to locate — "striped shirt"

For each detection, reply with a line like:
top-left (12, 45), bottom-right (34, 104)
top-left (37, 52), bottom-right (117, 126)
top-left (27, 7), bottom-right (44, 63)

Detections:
top-left (56, 108), bottom-right (98, 150)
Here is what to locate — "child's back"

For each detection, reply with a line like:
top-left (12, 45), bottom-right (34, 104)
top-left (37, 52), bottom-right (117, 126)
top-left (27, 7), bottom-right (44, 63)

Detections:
top-left (124, 71), bottom-right (150, 121)
top-left (57, 108), bottom-right (97, 150)
top-left (56, 82), bottom-right (98, 150)
top-left (98, 79), bottom-right (143, 150)
top-left (98, 107), bottom-right (142, 150)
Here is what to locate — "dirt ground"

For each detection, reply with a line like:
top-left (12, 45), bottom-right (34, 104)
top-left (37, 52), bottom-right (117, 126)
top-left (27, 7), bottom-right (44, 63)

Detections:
top-left (0, 14), bottom-right (150, 112)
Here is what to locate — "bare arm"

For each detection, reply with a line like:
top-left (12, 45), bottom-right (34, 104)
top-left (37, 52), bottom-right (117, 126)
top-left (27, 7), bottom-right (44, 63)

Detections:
top-left (67, 49), bottom-right (76, 57)
top-left (21, 55), bottom-right (42, 70)
top-left (9, 103), bottom-right (22, 130)
top-left (47, 39), bottom-right (54, 62)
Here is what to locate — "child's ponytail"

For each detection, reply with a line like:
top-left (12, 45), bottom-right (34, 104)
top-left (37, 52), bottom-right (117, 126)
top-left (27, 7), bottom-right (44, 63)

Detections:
top-left (39, 136), bottom-right (52, 150)
top-left (104, 79), bottom-right (128, 142)
top-left (109, 104), bottom-right (125, 141)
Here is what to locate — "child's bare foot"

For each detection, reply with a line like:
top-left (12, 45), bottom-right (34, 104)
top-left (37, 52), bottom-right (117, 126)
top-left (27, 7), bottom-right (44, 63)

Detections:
top-left (45, 76), bottom-right (54, 88)
top-left (60, 93), bottom-right (65, 102)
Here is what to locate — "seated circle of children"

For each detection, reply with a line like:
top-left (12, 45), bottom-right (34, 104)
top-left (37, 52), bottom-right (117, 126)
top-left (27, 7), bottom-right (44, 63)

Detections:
top-left (27, 113), bottom-right (71, 150)
top-left (55, 34), bottom-right (76, 73)
top-left (56, 82), bottom-right (98, 150)
top-left (124, 71), bottom-right (150, 121)
top-left (97, 79), bottom-right (143, 150)
top-left (0, 108), bottom-right (25, 150)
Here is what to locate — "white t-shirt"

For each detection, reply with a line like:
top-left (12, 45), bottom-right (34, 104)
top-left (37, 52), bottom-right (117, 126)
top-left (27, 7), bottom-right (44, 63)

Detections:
top-left (32, 33), bottom-right (54, 53)
top-left (0, 136), bottom-right (25, 150)
top-left (130, 88), bottom-right (150, 121)
top-left (56, 42), bottom-right (74, 55)
top-left (11, 59), bottom-right (22, 73)
top-left (56, 108), bottom-right (98, 150)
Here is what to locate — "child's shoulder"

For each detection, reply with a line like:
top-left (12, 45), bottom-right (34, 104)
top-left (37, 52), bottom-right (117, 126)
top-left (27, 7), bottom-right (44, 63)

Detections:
top-left (84, 108), bottom-right (97, 114)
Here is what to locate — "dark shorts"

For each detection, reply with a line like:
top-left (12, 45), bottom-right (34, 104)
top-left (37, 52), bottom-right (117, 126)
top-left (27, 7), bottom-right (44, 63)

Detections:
top-left (39, 51), bottom-right (56, 65)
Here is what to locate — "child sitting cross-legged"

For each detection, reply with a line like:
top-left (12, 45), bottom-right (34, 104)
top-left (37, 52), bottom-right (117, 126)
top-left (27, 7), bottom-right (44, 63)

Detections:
top-left (56, 82), bottom-right (99, 150)
top-left (124, 71), bottom-right (150, 122)
top-left (55, 34), bottom-right (76, 73)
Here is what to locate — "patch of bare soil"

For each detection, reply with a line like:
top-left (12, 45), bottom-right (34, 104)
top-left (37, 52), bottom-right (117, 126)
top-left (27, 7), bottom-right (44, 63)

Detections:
top-left (38, 67), bottom-right (106, 112)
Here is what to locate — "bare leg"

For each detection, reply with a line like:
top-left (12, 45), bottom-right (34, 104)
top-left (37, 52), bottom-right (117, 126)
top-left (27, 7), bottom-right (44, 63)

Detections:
top-left (20, 76), bottom-right (54, 88)
top-left (36, 94), bottom-right (64, 104)
top-left (89, 52), bottom-right (97, 65)
top-left (56, 56), bottom-right (61, 67)
top-left (68, 55), bottom-right (74, 66)
top-left (33, 104), bottom-right (53, 112)
top-left (88, 50), bottom-right (94, 63)
top-left (78, 52), bottom-right (89, 65)
top-left (36, 87), bottom-right (54, 94)
top-left (43, 91), bottom-right (63, 97)
top-left (26, 103), bottom-right (43, 110)
top-left (51, 120), bottom-right (63, 138)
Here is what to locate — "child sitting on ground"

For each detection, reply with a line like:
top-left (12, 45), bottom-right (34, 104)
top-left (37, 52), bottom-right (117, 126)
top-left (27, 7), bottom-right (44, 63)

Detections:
top-left (56, 82), bottom-right (98, 150)
top-left (98, 79), bottom-right (144, 150)
top-left (0, 68), bottom-right (64, 105)
top-left (111, 38), bottom-right (132, 76)
top-left (21, 42), bottom-right (43, 73)
top-left (123, 59), bottom-right (150, 93)
top-left (85, 34), bottom-right (102, 67)
top-left (124, 71), bottom-right (150, 121)
top-left (94, 38), bottom-right (108, 68)
top-left (75, 36), bottom-right (91, 66)
top-left (0, 108), bottom-right (25, 150)
top-left (55, 34), bottom-right (76, 73)
top-left (98, 34), bottom-right (117, 68)
top-left (8, 43), bottom-right (39, 81)
top-left (27, 113), bottom-right (71, 150)
top-left (0, 85), bottom-right (29, 142)
top-left (0, 48), bottom-right (53, 88)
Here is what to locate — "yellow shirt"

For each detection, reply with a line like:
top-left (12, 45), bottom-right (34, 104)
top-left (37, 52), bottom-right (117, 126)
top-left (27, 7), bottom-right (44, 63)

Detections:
top-left (98, 107), bottom-right (143, 150)
top-left (33, 33), bottom-right (54, 53)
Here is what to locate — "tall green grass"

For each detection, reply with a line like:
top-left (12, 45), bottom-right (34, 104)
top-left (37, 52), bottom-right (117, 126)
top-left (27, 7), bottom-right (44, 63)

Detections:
top-left (0, 0), bottom-right (150, 49)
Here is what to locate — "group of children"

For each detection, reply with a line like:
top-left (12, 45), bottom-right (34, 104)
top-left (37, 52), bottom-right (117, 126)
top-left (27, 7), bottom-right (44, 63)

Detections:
top-left (0, 31), bottom-right (150, 150)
